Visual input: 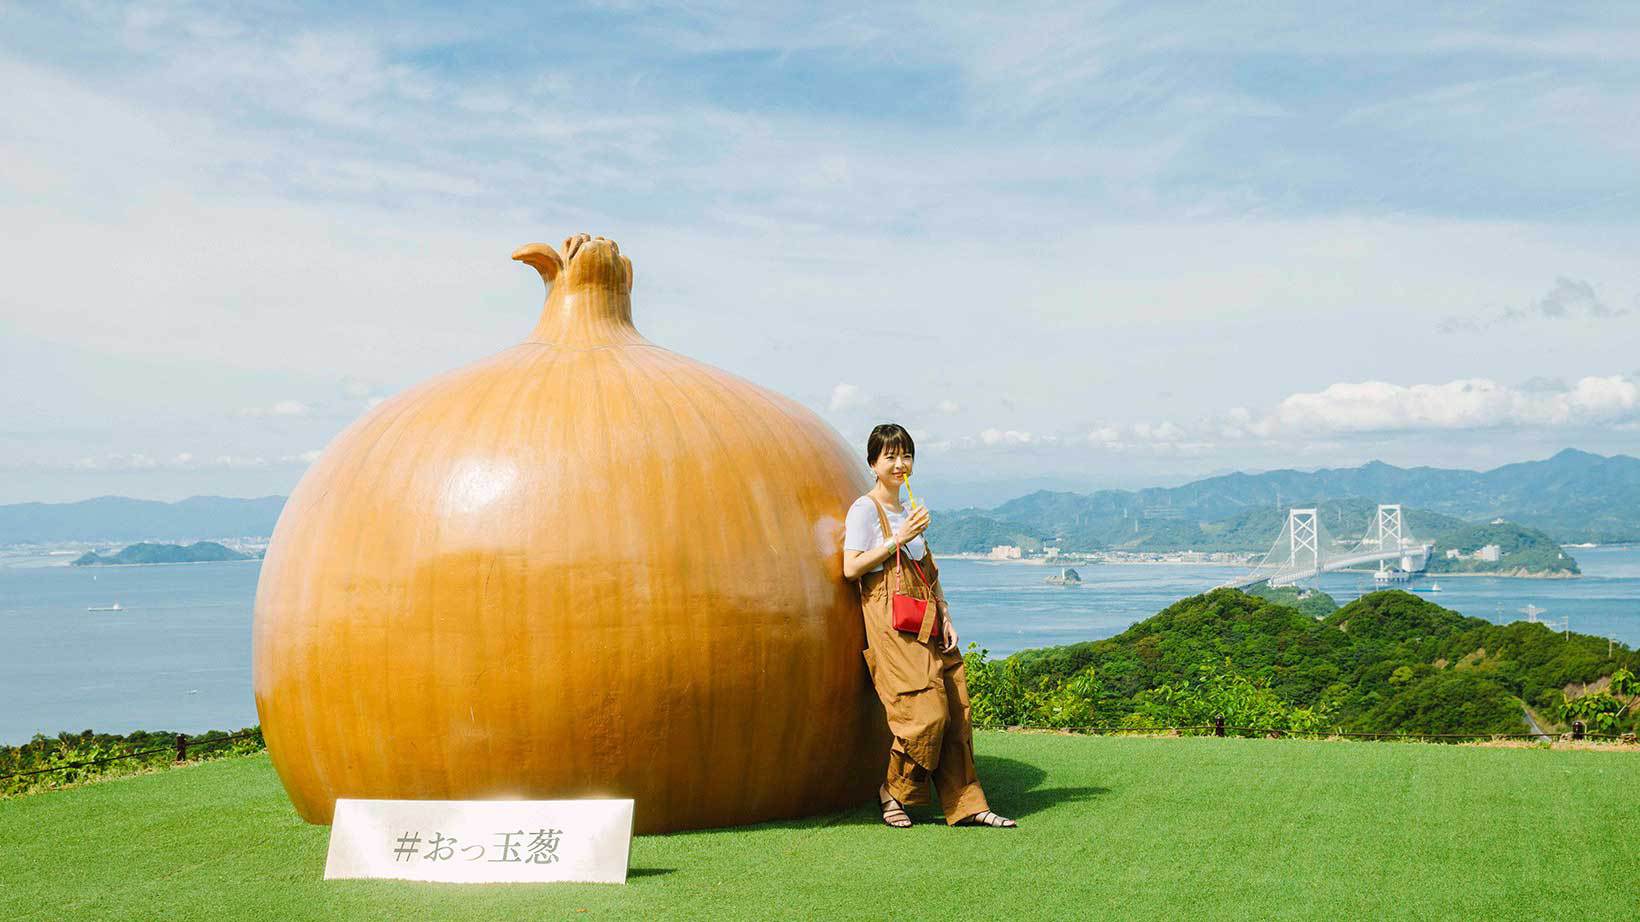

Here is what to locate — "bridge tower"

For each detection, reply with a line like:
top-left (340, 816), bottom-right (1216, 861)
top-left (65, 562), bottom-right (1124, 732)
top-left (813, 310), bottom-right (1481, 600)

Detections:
top-left (1376, 504), bottom-right (1403, 550)
top-left (1288, 508), bottom-right (1319, 575)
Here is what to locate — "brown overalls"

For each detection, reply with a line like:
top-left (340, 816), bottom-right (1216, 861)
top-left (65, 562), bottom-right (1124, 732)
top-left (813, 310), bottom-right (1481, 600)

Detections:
top-left (857, 497), bottom-right (991, 824)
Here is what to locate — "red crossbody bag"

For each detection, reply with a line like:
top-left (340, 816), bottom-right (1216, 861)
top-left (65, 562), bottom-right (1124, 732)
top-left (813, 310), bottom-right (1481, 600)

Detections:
top-left (870, 498), bottom-right (940, 643)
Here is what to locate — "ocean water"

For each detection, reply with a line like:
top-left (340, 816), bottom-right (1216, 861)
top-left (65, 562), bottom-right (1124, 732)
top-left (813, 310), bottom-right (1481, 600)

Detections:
top-left (2, 547), bottom-right (1637, 745)
top-left (945, 546), bottom-right (1640, 659)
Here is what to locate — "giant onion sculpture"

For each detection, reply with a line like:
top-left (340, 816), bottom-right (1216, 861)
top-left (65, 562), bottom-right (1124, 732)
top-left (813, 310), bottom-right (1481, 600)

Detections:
top-left (252, 234), bottom-right (888, 833)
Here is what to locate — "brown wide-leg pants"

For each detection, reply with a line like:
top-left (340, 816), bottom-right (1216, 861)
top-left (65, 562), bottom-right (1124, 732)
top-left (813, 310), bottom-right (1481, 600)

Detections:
top-left (858, 565), bottom-right (991, 825)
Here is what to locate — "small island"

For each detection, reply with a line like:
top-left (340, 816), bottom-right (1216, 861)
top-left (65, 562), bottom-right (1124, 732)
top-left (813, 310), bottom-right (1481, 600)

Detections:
top-left (1425, 521), bottom-right (1580, 578)
top-left (71, 542), bottom-right (257, 566)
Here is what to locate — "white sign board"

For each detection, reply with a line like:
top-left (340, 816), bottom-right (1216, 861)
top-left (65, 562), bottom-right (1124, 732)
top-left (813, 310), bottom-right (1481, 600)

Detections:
top-left (324, 798), bottom-right (634, 884)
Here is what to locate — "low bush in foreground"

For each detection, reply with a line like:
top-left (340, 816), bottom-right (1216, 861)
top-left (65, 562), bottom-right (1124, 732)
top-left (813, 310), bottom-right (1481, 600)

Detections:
top-left (1, 726), bottom-right (264, 797)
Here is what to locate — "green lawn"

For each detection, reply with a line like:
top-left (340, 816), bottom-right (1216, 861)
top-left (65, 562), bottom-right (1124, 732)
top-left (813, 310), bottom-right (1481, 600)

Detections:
top-left (3, 732), bottom-right (1636, 920)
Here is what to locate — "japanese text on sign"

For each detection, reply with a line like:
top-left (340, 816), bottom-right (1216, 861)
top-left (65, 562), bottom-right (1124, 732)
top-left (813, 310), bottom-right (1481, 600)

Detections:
top-left (391, 828), bottom-right (563, 864)
top-left (324, 799), bottom-right (633, 884)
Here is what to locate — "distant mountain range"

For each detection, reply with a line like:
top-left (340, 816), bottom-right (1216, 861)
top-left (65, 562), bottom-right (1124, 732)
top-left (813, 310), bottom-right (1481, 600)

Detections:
top-left (2, 449), bottom-right (1636, 548)
top-left (933, 448), bottom-right (1640, 553)
top-left (0, 496), bottom-right (286, 545)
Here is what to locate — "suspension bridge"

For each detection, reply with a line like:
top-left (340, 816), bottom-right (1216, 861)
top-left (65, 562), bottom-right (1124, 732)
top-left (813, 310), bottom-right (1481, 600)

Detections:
top-left (1222, 504), bottom-right (1434, 589)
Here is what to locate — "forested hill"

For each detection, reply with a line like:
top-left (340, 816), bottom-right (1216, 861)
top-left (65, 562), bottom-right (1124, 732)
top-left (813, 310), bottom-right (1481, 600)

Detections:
top-left (1425, 522), bottom-right (1579, 576)
top-left (71, 541), bottom-right (253, 566)
top-left (931, 448), bottom-right (1640, 551)
top-left (971, 589), bottom-right (1638, 737)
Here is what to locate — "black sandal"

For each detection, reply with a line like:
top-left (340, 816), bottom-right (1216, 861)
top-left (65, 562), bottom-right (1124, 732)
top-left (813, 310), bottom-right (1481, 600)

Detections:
top-left (959, 810), bottom-right (1017, 828)
top-left (879, 787), bottom-right (912, 828)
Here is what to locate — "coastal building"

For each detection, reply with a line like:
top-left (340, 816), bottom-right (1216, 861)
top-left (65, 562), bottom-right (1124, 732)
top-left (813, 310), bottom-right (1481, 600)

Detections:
top-left (1476, 544), bottom-right (1502, 562)
top-left (990, 545), bottom-right (1022, 559)
top-left (1445, 548), bottom-right (1462, 559)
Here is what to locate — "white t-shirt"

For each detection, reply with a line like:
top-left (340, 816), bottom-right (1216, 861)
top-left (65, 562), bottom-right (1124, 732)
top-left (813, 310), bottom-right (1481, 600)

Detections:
top-left (843, 495), bottom-right (929, 574)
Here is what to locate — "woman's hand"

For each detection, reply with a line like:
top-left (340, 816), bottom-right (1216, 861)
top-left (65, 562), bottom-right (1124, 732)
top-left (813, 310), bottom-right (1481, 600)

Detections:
top-left (895, 504), bottom-right (931, 544)
top-left (940, 605), bottom-right (958, 653)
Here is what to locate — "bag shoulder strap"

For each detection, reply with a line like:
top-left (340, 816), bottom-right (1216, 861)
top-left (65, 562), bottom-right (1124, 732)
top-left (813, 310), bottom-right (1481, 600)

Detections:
top-left (870, 497), bottom-right (931, 592)
top-left (869, 496), bottom-right (892, 545)
top-left (869, 497), bottom-right (900, 599)
top-left (871, 497), bottom-right (936, 642)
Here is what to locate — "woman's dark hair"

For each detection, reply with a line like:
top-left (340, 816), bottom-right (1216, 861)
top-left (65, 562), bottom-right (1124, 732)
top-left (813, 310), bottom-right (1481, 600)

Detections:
top-left (866, 423), bottom-right (915, 465)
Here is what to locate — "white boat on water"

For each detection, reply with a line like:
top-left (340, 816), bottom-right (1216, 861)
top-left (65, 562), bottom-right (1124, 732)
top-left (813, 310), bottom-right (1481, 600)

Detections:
top-left (87, 602), bottom-right (125, 612)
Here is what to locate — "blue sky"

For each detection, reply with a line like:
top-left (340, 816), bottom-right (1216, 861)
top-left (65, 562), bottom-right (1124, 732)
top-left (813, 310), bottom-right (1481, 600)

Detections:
top-left (2, 2), bottom-right (1637, 505)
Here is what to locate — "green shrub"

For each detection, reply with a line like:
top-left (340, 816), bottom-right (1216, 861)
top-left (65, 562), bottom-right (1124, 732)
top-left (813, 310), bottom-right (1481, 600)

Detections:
top-left (1, 727), bottom-right (264, 797)
top-left (1358, 672), bottom-right (1523, 736)
top-left (1126, 664), bottom-right (1332, 734)
top-left (1562, 669), bottom-right (1637, 734)
top-left (965, 644), bottom-right (1102, 729)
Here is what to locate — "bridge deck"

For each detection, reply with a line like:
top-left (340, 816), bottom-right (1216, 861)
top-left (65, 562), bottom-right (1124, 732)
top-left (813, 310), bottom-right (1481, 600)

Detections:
top-left (1223, 544), bottom-right (1433, 589)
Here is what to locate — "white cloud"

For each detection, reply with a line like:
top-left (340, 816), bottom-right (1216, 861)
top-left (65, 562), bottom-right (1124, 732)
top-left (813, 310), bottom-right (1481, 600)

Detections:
top-left (48, 451), bottom-right (309, 472)
top-left (1538, 277), bottom-right (1617, 318)
top-left (72, 453), bottom-right (159, 471)
top-left (1216, 408), bottom-right (1254, 440)
top-left (936, 399), bottom-right (960, 415)
top-left (980, 428), bottom-right (1035, 446)
top-left (1087, 426), bottom-right (1122, 446)
top-left (829, 383), bottom-right (871, 412)
top-left (1439, 276), bottom-right (1628, 333)
top-left (239, 400), bottom-right (310, 418)
top-left (340, 377), bottom-right (377, 399)
top-left (1082, 421), bottom-right (1206, 452)
top-left (927, 423), bottom-right (1211, 456)
top-left (1562, 376), bottom-right (1640, 420)
top-left (1249, 375), bottom-right (1640, 434)
top-left (1132, 421), bottom-right (1185, 443)
top-left (901, 372), bottom-right (1639, 463)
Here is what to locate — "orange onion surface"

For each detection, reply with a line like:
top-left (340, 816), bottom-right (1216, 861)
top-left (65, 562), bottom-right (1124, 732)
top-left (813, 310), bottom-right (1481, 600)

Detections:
top-left (252, 234), bottom-right (888, 833)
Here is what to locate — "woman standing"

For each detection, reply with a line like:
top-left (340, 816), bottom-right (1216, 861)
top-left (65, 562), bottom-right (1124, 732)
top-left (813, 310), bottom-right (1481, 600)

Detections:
top-left (842, 423), bottom-right (1017, 829)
